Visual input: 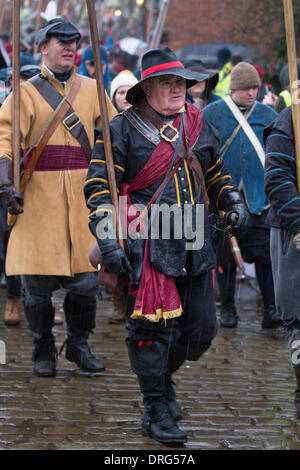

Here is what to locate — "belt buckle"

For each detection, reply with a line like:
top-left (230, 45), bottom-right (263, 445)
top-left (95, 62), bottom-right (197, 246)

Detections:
top-left (159, 123), bottom-right (179, 143)
top-left (62, 112), bottom-right (81, 131)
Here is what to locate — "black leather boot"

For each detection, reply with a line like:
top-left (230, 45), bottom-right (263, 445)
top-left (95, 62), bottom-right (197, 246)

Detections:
top-left (25, 303), bottom-right (57, 377)
top-left (127, 339), bottom-right (186, 445)
top-left (138, 375), bottom-right (187, 445)
top-left (165, 342), bottom-right (189, 422)
top-left (261, 305), bottom-right (282, 329)
top-left (216, 263), bottom-right (238, 328)
top-left (220, 308), bottom-right (238, 328)
top-left (64, 293), bottom-right (105, 373)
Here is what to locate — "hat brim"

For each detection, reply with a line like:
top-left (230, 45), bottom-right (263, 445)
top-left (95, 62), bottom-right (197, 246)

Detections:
top-left (126, 67), bottom-right (211, 105)
top-left (187, 69), bottom-right (219, 91)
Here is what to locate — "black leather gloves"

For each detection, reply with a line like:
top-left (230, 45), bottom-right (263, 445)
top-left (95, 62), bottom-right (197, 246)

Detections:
top-left (221, 190), bottom-right (251, 235)
top-left (0, 158), bottom-right (23, 214)
top-left (90, 218), bottom-right (131, 275)
top-left (101, 242), bottom-right (132, 275)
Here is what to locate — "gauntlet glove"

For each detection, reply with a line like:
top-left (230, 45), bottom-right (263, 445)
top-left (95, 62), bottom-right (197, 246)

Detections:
top-left (90, 218), bottom-right (131, 275)
top-left (101, 242), bottom-right (132, 275)
top-left (221, 190), bottom-right (251, 235)
top-left (0, 158), bottom-right (23, 215)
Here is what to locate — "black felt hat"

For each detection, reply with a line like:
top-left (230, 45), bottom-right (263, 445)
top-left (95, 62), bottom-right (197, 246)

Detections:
top-left (126, 47), bottom-right (210, 105)
top-left (184, 59), bottom-right (219, 91)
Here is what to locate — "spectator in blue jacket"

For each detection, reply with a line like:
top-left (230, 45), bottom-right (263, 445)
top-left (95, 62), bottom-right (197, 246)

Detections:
top-left (204, 61), bottom-right (280, 329)
top-left (79, 44), bottom-right (110, 91)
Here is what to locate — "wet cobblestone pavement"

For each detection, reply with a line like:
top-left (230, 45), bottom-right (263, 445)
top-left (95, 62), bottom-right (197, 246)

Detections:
top-left (0, 278), bottom-right (300, 451)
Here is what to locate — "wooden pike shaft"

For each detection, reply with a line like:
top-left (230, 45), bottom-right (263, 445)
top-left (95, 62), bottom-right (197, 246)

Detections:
top-left (219, 211), bottom-right (245, 275)
top-left (12, 0), bottom-right (20, 191)
top-left (149, 0), bottom-right (171, 49)
top-left (228, 235), bottom-right (245, 276)
top-left (283, 0), bottom-right (300, 192)
top-left (86, 0), bottom-right (123, 247)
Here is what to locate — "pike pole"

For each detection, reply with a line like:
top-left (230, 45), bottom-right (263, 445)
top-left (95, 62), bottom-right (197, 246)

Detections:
top-left (283, 0), bottom-right (300, 192)
top-left (86, 0), bottom-right (124, 248)
top-left (149, 0), bottom-right (171, 49)
top-left (12, 0), bottom-right (20, 193)
top-left (7, 0), bottom-right (21, 227)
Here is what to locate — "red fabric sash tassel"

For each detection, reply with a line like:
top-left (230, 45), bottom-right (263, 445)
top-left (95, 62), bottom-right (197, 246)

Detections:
top-left (129, 238), bottom-right (183, 322)
top-left (121, 103), bottom-right (203, 322)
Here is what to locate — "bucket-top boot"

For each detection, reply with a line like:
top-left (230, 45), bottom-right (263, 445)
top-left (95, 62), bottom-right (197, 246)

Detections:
top-left (216, 264), bottom-right (238, 328)
top-left (165, 342), bottom-right (189, 422)
top-left (261, 304), bottom-right (282, 329)
top-left (25, 302), bottom-right (57, 377)
top-left (127, 339), bottom-right (187, 446)
top-left (64, 293), bottom-right (105, 373)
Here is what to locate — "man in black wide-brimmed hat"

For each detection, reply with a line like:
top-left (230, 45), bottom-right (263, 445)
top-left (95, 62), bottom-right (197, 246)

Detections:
top-left (85, 47), bottom-right (250, 445)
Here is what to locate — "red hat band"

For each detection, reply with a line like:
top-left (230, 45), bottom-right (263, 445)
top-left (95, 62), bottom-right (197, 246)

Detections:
top-left (141, 61), bottom-right (184, 80)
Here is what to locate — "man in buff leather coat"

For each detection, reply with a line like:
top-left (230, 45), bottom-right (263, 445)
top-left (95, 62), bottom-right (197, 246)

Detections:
top-left (0, 18), bottom-right (116, 377)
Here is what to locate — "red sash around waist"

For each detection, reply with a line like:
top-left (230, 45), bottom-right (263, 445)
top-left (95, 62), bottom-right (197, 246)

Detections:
top-left (22, 145), bottom-right (89, 171)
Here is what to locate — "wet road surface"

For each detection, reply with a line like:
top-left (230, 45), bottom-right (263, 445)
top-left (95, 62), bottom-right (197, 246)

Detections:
top-left (0, 278), bottom-right (300, 451)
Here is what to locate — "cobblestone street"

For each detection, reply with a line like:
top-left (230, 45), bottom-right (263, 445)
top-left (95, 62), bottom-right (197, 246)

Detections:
top-left (0, 278), bottom-right (300, 451)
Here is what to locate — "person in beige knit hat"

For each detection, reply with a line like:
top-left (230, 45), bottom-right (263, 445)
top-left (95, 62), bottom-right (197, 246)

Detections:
top-left (203, 61), bottom-right (280, 330)
top-left (229, 61), bottom-right (261, 107)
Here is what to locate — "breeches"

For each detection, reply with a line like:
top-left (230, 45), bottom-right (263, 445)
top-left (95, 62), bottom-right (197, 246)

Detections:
top-left (21, 272), bottom-right (99, 307)
top-left (126, 270), bottom-right (217, 349)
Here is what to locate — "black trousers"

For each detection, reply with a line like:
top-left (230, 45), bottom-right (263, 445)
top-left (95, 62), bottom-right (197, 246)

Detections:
top-left (126, 270), bottom-right (217, 350)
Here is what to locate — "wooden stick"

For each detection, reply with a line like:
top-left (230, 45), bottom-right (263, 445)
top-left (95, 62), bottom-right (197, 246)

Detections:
top-left (228, 235), bottom-right (245, 277)
top-left (283, 0), bottom-right (300, 192)
top-left (0, 0), bottom-right (6, 32)
top-left (149, 0), bottom-right (170, 49)
top-left (146, 0), bottom-right (154, 47)
top-left (86, 0), bottom-right (123, 247)
top-left (12, 0), bottom-right (20, 191)
top-left (33, 0), bottom-right (43, 56)
top-left (219, 211), bottom-right (245, 276)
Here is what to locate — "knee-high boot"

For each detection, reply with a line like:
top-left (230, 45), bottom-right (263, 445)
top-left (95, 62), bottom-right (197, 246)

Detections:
top-left (64, 293), bottom-right (105, 373)
top-left (166, 341), bottom-right (212, 421)
top-left (165, 342), bottom-right (189, 421)
top-left (25, 302), bottom-right (57, 377)
top-left (216, 263), bottom-right (238, 328)
top-left (126, 339), bottom-right (187, 445)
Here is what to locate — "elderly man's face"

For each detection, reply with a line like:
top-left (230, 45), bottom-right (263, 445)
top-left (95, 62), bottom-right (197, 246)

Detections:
top-left (231, 87), bottom-right (259, 107)
top-left (40, 37), bottom-right (77, 73)
top-left (141, 75), bottom-right (186, 115)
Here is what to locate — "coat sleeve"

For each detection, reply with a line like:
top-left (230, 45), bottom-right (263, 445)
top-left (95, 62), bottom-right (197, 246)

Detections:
top-left (0, 86), bottom-right (35, 161)
top-left (264, 126), bottom-right (300, 233)
top-left (84, 116), bottom-right (127, 233)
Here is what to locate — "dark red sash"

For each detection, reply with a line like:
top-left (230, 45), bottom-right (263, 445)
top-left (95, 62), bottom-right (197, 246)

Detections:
top-left (121, 103), bottom-right (203, 322)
